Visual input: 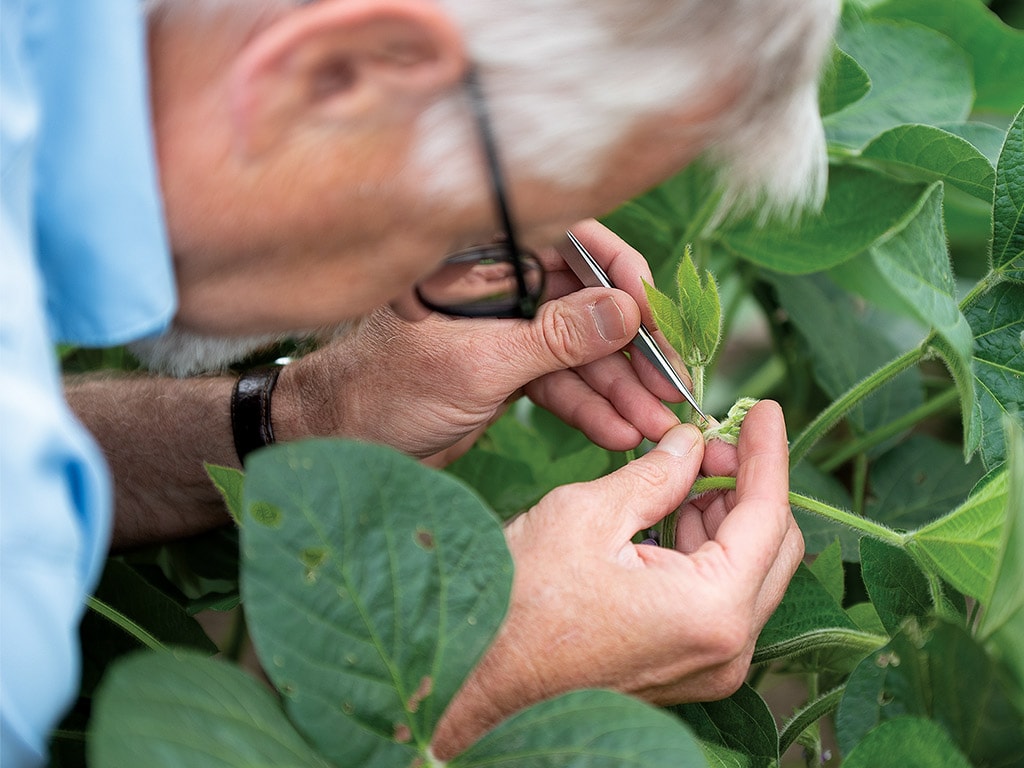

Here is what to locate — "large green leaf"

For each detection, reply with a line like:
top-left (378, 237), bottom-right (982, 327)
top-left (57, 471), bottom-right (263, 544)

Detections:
top-left (865, 436), bottom-right (984, 531)
top-left (992, 105), bottom-right (1024, 281)
top-left (825, 21), bottom-right (973, 150)
top-left (818, 45), bottom-right (871, 117)
top-left (241, 440), bottom-right (512, 768)
top-left (836, 618), bottom-right (1024, 767)
top-left (842, 717), bottom-right (973, 768)
top-left (964, 281), bottom-right (1024, 469)
top-left (860, 124), bottom-right (996, 201)
top-left (980, 419), bottom-right (1024, 709)
top-left (755, 564), bottom-right (884, 665)
top-left (719, 167), bottom-right (929, 274)
top-left (453, 690), bottom-right (708, 768)
top-left (869, 0), bottom-right (1024, 114)
top-left (859, 538), bottom-right (932, 636)
top-left (90, 651), bottom-right (330, 768)
top-left (671, 684), bottom-right (778, 768)
top-left (906, 468), bottom-right (1009, 601)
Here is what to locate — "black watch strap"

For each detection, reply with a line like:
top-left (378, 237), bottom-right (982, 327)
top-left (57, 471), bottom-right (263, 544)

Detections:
top-left (231, 365), bottom-right (283, 465)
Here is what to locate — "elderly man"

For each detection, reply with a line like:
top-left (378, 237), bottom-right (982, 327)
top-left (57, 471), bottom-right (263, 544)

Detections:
top-left (1, 0), bottom-right (836, 764)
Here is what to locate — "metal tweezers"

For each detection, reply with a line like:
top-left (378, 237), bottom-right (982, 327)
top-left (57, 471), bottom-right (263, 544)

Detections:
top-left (561, 231), bottom-right (709, 424)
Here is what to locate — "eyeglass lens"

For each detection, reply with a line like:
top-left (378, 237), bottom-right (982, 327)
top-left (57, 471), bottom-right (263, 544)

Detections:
top-left (416, 244), bottom-right (544, 318)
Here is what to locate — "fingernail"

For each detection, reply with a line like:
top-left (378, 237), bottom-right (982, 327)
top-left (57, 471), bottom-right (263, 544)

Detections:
top-left (590, 297), bottom-right (628, 342)
top-left (656, 423), bottom-right (702, 457)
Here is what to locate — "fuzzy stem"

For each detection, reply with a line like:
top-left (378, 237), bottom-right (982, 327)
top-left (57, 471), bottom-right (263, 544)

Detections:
top-left (820, 387), bottom-right (960, 472)
top-left (779, 685), bottom-right (845, 759)
top-left (789, 345), bottom-right (927, 467)
top-left (688, 476), bottom-right (907, 547)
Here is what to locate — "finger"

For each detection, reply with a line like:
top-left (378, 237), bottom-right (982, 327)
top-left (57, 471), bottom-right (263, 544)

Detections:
top-left (525, 370), bottom-right (644, 451)
top-left (566, 219), bottom-right (660, 328)
top-left (751, 518), bottom-right (804, 628)
top-left (709, 401), bottom-right (792, 577)
top-left (571, 355), bottom-right (681, 441)
top-left (489, 287), bottom-right (643, 387)
top-left (565, 423), bottom-right (705, 538)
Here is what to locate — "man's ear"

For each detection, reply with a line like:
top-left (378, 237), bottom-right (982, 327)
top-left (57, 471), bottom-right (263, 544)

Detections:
top-left (228, 0), bottom-right (467, 156)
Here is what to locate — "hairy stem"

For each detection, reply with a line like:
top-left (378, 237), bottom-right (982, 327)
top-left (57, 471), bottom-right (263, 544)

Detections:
top-left (689, 476), bottom-right (907, 547)
top-left (779, 685), bottom-right (845, 759)
top-left (789, 345), bottom-right (927, 467)
top-left (820, 387), bottom-right (960, 472)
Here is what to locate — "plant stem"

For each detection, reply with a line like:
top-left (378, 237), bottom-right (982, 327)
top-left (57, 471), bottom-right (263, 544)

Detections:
top-left (86, 596), bottom-right (166, 652)
top-left (789, 345), bottom-right (927, 467)
top-left (804, 673), bottom-right (823, 767)
top-left (778, 685), bottom-right (845, 759)
top-left (819, 387), bottom-right (960, 472)
top-left (691, 364), bottom-right (706, 426)
top-left (689, 477), bottom-right (907, 547)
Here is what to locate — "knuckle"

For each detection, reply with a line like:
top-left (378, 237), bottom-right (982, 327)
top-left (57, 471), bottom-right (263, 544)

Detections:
top-left (537, 305), bottom-right (587, 369)
top-left (627, 456), bottom-right (673, 493)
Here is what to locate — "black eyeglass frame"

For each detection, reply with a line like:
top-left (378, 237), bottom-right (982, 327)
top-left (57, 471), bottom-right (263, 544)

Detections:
top-left (414, 68), bottom-right (544, 319)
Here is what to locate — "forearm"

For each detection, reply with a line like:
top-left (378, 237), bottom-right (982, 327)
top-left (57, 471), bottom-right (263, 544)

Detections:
top-left (65, 373), bottom-right (240, 549)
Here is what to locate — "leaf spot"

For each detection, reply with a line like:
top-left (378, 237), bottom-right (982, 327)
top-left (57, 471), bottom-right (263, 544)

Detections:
top-left (345, 653), bottom-right (357, 665)
top-left (273, 655), bottom-right (285, 667)
top-left (415, 529), bottom-right (435, 550)
top-left (407, 676), bottom-right (433, 713)
top-left (875, 651), bottom-right (901, 668)
top-left (342, 702), bottom-right (355, 715)
top-left (467, 615), bottom-right (477, 626)
top-left (248, 501), bottom-right (282, 527)
top-left (877, 690), bottom-right (894, 706)
top-left (393, 723), bottom-right (412, 743)
top-left (300, 546), bottom-right (328, 569)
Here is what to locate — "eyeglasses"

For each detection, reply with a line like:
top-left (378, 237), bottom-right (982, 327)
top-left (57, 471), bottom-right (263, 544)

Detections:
top-left (415, 68), bottom-right (545, 319)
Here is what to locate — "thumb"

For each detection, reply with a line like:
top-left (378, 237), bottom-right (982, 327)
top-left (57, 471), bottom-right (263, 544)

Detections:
top-left (501, 289), bottom-right (641, 381)
top-left (579, 423), bottom-right (705, 539)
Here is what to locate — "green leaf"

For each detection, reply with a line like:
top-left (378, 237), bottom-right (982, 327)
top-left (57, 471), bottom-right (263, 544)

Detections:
top-left (869, 184), bottom-right (975, 390)
top-left (80, 560), bottom-right (217, 693)
top-left (860, 124), bottom-right (996, 201)
top-left (452, 690), bottom-right (708, 767)
top-left (842, 716), bottom-right (973, 768)
top-left (699, 742), bottom-right (750, 768)
top-left (836, 618), bottom-right (1024, 767)
top-left (90, 651), bottom-right (330, 768)
top-left (869, 0), bottom-right (1024, 114)
top-left (940, 122), bottom-right (1009, 166)
top-left (768, 272), bottom-right (924, 435)
top-left (447, 413), bottom-right (611, 519)
top-left (818, 45), bottom-right (871, 117)
top-left (906, 469), bottom-right (1009, 601)
top-left (720, 167), bottom-right (930, 274)
top-left (979, 419), bottom-right (1024, 709)
top-left (241, 439), bottom-right (512, 768)
top-left (671, 684), bottom-right (778, 767)
top-left (809, 538), bottom-right (845, 605)
top-left (992, 105), bottom-right (1024, 281)
top-left (824, 21), bottom-right (973, 150)
top-left (866, 436), bottom-right (984, 531)
top-left (205, 463), bottom-right (245, 525)
top-left (645, 279), bottom-right (688, 362)
top-left (673, 245), bottom-right (722, 366)
top-left (860, 538), bottom-right (932, 636)
top-left (755, 564), bottom-right (883, 665)
top-left (964, 281), bottom-right (1024, 468)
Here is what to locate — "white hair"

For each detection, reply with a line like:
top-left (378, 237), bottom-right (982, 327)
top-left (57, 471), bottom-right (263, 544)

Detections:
top-left (140, 0), bottom-right (837, 374)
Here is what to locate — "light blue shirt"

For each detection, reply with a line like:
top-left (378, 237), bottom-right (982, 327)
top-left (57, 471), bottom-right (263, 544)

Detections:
top-left (1, 2), bottom-right (176, 765)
